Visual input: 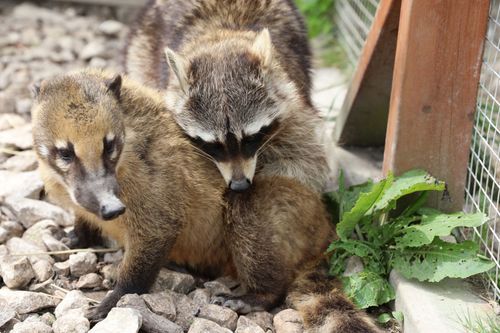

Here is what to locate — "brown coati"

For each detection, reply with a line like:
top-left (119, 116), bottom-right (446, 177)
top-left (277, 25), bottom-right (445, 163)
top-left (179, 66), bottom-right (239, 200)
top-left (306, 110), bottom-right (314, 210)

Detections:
top-left (31, 70), bottom-right (380, 332)
top-left (125, 0), bottom-right (330, 193)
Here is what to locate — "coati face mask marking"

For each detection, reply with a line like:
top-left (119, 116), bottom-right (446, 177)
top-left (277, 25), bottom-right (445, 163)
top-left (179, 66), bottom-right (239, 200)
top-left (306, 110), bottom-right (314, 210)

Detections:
top-left (32, 73), bottom-right (126, 221)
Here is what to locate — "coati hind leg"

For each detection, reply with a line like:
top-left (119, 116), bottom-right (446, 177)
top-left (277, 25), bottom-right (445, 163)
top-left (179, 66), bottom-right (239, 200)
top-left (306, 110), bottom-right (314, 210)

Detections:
top-left (221, 176), bottom-right (332, 314)
top-left (65, 217), bottom-right (104, 249)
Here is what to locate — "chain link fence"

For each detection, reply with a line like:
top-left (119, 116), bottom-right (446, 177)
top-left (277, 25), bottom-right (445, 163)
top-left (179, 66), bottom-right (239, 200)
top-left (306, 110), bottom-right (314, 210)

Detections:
top-left (464, 0), bottom-right (500, 303)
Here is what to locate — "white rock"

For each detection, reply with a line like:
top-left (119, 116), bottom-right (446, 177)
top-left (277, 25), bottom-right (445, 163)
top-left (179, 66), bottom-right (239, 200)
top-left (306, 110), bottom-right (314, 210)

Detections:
top-left (15, 98), bottom-right (31, 114)
top-left (40, 312), bottom-right (56, 327)
top-left (42, 234), bottom-right (70, 261)
top-left (11, 320), bottom-right (52, 333)
top-left (142, 292), bottom-right (176, 321)
top-left (151, 268), bottom-right (195, 294)
top-left (0, 124), bottom-right (33, 150)
top-left (187, 318), bottom-right (232, 333)
top-left (23, 220), bottom-right (61, 249)
top-left (89, 307), bottom-right (142, 333)
top-left (0, 113), bottom-right (25, 131)
top-left (76, 273), bottom-right (102, 289)
top-left (0, 153), bottom-right (38, 172)
top-left (0, 287), bottom-right (59, 314)
top-left (0, 170), bottom-right (44, 199)
top-left (69, 252), bottom-right (97, 277)
top-left (273, 309), bottom-right (304, 333)
top-left (55, 290), bottom-right (90, 318)
top-left (198, 304), bottom-right (238, 331)
top-left (4, 196), bottom-right (72, 228)
top-left (81, 41), bottom-right (106, 60)
top-left (54, 261), bottom-right (70, 276)
top-left (33, 260), bottom-right (54, 282)
top-left (236, 316), bottom-right (265, 333)
top-left (189, 288), bottom-right (211, 308)
top-left (0, 298), bottom-right (16, 327)
top-left (0, 255), bottom-right (35, 288)
top-left (245, 311), bottom-right (274, 331)
top-left (98, 20), bottom-right (123, 36)
top-left (53, 309), bottom-right (90, 333)
top-left (6, 237), bottom-right (54, 264)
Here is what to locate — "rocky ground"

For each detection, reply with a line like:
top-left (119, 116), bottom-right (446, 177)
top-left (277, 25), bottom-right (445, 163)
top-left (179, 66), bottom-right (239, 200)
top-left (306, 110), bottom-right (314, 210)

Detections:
top-left (0, 2), bottom-right (329, 333)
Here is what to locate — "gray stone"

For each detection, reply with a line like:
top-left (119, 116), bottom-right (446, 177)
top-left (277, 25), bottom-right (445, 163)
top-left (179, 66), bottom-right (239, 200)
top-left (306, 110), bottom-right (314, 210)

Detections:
top-left (89, 307), bottom-right (142, 333)
top-left (0, 298), bottom-right (16, 327)
top-left (0, 287), bottom-right (59, 314)
top-left (103, 250), bottom-right (123, 263)
top-left (0, 113), bottom-right (25, 131)
top-left (23, 219), bottom-right (60, 249)
top-left (151, 268), bottom-right (195, 294)
top-left (245, 311), bottom-right (274, 332)
top-left (187, 318), bottom-right (232, 333)
top-left (42, 234), bottom-right (70, 261)
top-left (198, 304), bottom-right (238, 331)
top-left (118, 294), bottom-right (182, 333)
top-left (236, 316), bottom-right (266, 333)
top-left (54, 261), bottom-right (70, 276)
top-left (0, 255), bottom-right (35, 288)
top-left (204, 280), bottom-right (231, 296)
top-left (11, 320), bottom-right (52, 333)
top-left (98, 20), bottom-right (123, 36)
top-left (1, 152), bottom-right (38, 172)
top-left (189, 288), bottom-right (211, 308)
top-left (343, 255), bottom-right (364, 276)
top-left (273, 309), bottom-right (304, 333)
top-left (0, 124), bottom-right (33, 150)
top-left (76, 273), bottom-right (102, 289)
top-left (1, 220), bottom-right (23, 237)
top-left (53, 309), bottom-right (89, 333)
top-left (40, 312), bottom-right (56, 327)
top-left (171, 293), bottom-right (199, 331)
top-left (142, 292), bottom-right (176, 321)
top-left (33, 260), bottom-right (54, 282)
top-left (0, 92), bottom-right (16, 114)
top-left (4, 196), bottom-right (72, 228)
top-left (0, 170), bottom-right (44, 199)
top-left (6, 237), bottom-right (54, 264)
top-left (69, 252), bottom-right (97, 277)
top-left (81, 41), bottom-right (106, 60)
top-left (15, 99), bottom-right (32, 114)
top-left (55, 290), bottom-right (90, 318)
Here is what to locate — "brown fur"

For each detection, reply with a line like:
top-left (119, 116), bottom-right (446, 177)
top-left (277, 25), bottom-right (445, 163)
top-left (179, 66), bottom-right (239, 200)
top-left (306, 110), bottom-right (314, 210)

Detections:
top-left (125, 0), bottom-right (330, 192)
top-left (32, 70), bottom-right (379, 332)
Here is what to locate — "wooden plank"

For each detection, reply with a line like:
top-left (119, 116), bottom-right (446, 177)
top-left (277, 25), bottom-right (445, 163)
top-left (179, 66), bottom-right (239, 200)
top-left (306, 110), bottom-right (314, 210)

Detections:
top-left (383, 0), bottom-right (490, 211)
top-left (334, 0), bottom-right (401, 146)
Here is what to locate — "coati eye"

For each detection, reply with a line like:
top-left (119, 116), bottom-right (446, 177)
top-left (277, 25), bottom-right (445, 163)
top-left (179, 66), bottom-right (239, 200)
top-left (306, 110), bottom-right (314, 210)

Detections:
top-left (103, 137), bottom-right (116, 157)
top-left (189, 136), bottom-right (227, 161)
top-left (57, 147), bottom-right (75, 163)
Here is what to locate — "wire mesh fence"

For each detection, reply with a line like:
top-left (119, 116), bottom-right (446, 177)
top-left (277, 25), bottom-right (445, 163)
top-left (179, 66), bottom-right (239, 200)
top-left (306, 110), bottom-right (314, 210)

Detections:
top-left (334, 0), bottom-right (380, 66)
top-left (464, 0), bottom-right (500, 303)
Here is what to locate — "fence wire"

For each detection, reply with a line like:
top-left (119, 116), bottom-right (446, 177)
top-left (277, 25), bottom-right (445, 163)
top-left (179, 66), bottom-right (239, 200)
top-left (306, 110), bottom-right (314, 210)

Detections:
top-left (334, 0), bottom-right (380, 66)
top-left (464, 0), bottom-right (500, 303)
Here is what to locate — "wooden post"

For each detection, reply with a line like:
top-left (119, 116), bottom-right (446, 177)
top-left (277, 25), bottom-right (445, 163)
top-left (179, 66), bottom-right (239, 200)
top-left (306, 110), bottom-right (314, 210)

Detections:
top-left (334, 0), bottom-right (401, 146)
top-left (383, 0), bottom-right (490, 211)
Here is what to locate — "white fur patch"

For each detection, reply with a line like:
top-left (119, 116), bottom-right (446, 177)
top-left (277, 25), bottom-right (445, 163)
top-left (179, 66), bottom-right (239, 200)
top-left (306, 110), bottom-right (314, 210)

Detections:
top-left (55, 158), bottom-right (70, 172)
top-left (106, 132), bottom-right (115, 142)
top-left (55, 140), bottom-right (68, 150)
top-left (243, 116), bottom-right (274, 136)
top-left (185, 126), bottom-right (217, 142)
top-left (38, 145), bottom-right (50, 157)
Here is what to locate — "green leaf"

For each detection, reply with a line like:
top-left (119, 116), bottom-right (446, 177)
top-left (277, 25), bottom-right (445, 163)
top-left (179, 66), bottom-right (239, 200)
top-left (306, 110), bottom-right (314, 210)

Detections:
top-left (392, 311), bottom-right (404, 323)
top-left (371, 170), bottom-right (445, 213)
top-left (395, 212), bottom-right (488, 248)
top-left (327, 239), bottom-right (378, 257)
top-left (392, 239), bottom-right (495, 282)
top-left (377, 313), bottom-right (392, 324)
top-left (337, 178), bottom-right (392, 240)
top-left (341, 270), bottom-right (395, 308)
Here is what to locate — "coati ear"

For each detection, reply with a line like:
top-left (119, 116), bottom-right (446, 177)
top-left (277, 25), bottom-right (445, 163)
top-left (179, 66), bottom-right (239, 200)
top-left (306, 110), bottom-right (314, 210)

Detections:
top-left (164, 47), bottom-right (189, 94)
top-left (31, 82), bottom-right (42, 99)
top-left (251, 28), bottom-right (273, 68)
top-left (106, 74), bottom-right (122, 100)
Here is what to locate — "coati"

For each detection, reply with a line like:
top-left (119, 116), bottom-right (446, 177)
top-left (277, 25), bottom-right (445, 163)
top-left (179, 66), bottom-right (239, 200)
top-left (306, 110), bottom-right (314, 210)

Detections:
top-left (32, 70), bottom-right (380, 332)
top-left (125, 0), bottom-right (329, 192)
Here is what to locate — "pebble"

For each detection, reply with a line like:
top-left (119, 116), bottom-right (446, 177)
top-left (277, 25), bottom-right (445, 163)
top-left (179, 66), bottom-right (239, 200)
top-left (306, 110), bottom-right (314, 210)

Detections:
top-left (89, 307), bottom-right (142, 333)
top-left (187, 318), bottom-right (232, 333)
top-left (0, 298), bottom-right (16, 327)
top-left (273, 309), bottom-right (304, 333)
top-left (11, 320), bottom-right (53, 333)
top-left (53, 308), bottom-right (89, 333)
top-left (69, 252), bottom-right (97, 277)
top-left (81, 41), bottom-right (107, 60)
top-left (3, 196), bottom-right (72, 228)
top-left (32, 260), bottom-right (54, 282)
top-left (6, 237), bottom-right (54, 265)
top-left (54, 261), bottom-right (71, 276)
top-left (0, 287), bottom-right (60, 314)
top-left (236, 316), bottom-right (266, 333)
top-left (142, 292), bottom-right (176, 321)
top-left (42, 234), bottom-right (70, 261)
top-left (0, 124), bottom-right (33, 150)
top-left (0, 170), bottom-right (44, 199)
top-left (0, 255), bottom-right (36, 289)
top-left (76, 273), bottom-right (103, 289)
top-left (98, 20), bottom-right (123, 36)
top-left (23, 219), bottom-right (60, 249)
top-left (198, 304), bottom-right (238, 331)
top-left (150, 268), bottom-right (196, 294)
top-left (246, 311), bottom-right (274, 331)
top-left (55, 290), bottom-right (90, 318)
top-left (0, 152), bottom-right (38, 172)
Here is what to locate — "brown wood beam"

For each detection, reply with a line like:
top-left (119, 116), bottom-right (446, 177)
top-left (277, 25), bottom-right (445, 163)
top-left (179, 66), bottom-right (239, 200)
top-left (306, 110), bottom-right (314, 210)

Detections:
top-left (383, 0), bottom-right (490, 211)
top-left (334, 0), bottom-right (401, 146)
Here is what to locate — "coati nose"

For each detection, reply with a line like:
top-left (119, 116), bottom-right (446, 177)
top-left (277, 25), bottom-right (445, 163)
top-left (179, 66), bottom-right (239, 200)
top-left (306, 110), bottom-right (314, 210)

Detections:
top-left (100, 203), bottom-right (126, 221)
top-left (229, 178), bottom-right (251, 192)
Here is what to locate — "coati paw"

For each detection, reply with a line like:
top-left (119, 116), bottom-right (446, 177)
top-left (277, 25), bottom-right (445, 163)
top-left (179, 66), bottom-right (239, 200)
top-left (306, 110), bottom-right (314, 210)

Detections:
top-left (222, 298), bottom-right (254, 314)
top-left (86, 305), bottom-right (108, 324)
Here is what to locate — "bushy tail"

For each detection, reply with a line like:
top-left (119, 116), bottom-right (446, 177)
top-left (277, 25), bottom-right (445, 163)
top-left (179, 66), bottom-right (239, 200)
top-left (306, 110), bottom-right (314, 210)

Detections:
top-left (287, 264), bottom-right (383, 333)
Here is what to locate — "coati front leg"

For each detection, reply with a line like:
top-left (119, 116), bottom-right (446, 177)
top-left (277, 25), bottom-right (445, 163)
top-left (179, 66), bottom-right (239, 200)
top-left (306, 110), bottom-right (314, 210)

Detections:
top-left (65, 217), bottom-right (104, 249)
top-left (88, 231), bottom-right (174, 322)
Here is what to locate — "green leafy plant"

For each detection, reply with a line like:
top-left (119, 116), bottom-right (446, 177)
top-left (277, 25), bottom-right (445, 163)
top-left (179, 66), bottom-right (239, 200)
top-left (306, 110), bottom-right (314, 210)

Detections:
top-left (295, 0), bottom-right (336, 37)
top-left (325, 169), bottom-right (495, 309)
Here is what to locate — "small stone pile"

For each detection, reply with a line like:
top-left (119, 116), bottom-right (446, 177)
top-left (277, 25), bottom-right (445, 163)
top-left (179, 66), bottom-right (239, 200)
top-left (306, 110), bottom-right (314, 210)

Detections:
top-left (0, 2), bottom-right (304, 332)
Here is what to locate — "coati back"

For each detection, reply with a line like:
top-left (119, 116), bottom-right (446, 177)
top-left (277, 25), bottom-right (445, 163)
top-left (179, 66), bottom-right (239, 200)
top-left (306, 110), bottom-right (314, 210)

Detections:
top-left (32, 70), bottom-right (380, 332)
top-left (126, 0), bottom-right (330, 192)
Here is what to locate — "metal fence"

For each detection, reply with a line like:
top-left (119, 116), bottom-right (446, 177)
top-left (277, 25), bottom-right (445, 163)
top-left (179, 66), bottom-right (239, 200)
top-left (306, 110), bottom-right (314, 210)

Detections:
top-left (334, 0), bottom-right (380, 66)
top-left (464, 0), bottom-right (500, 303)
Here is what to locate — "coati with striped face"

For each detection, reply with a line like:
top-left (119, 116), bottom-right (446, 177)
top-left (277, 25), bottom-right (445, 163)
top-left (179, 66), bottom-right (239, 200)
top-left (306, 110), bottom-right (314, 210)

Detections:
top-left (126, 0), bottom-right (329, 192)
top-left (32, 70), bottom-right (381, 332)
